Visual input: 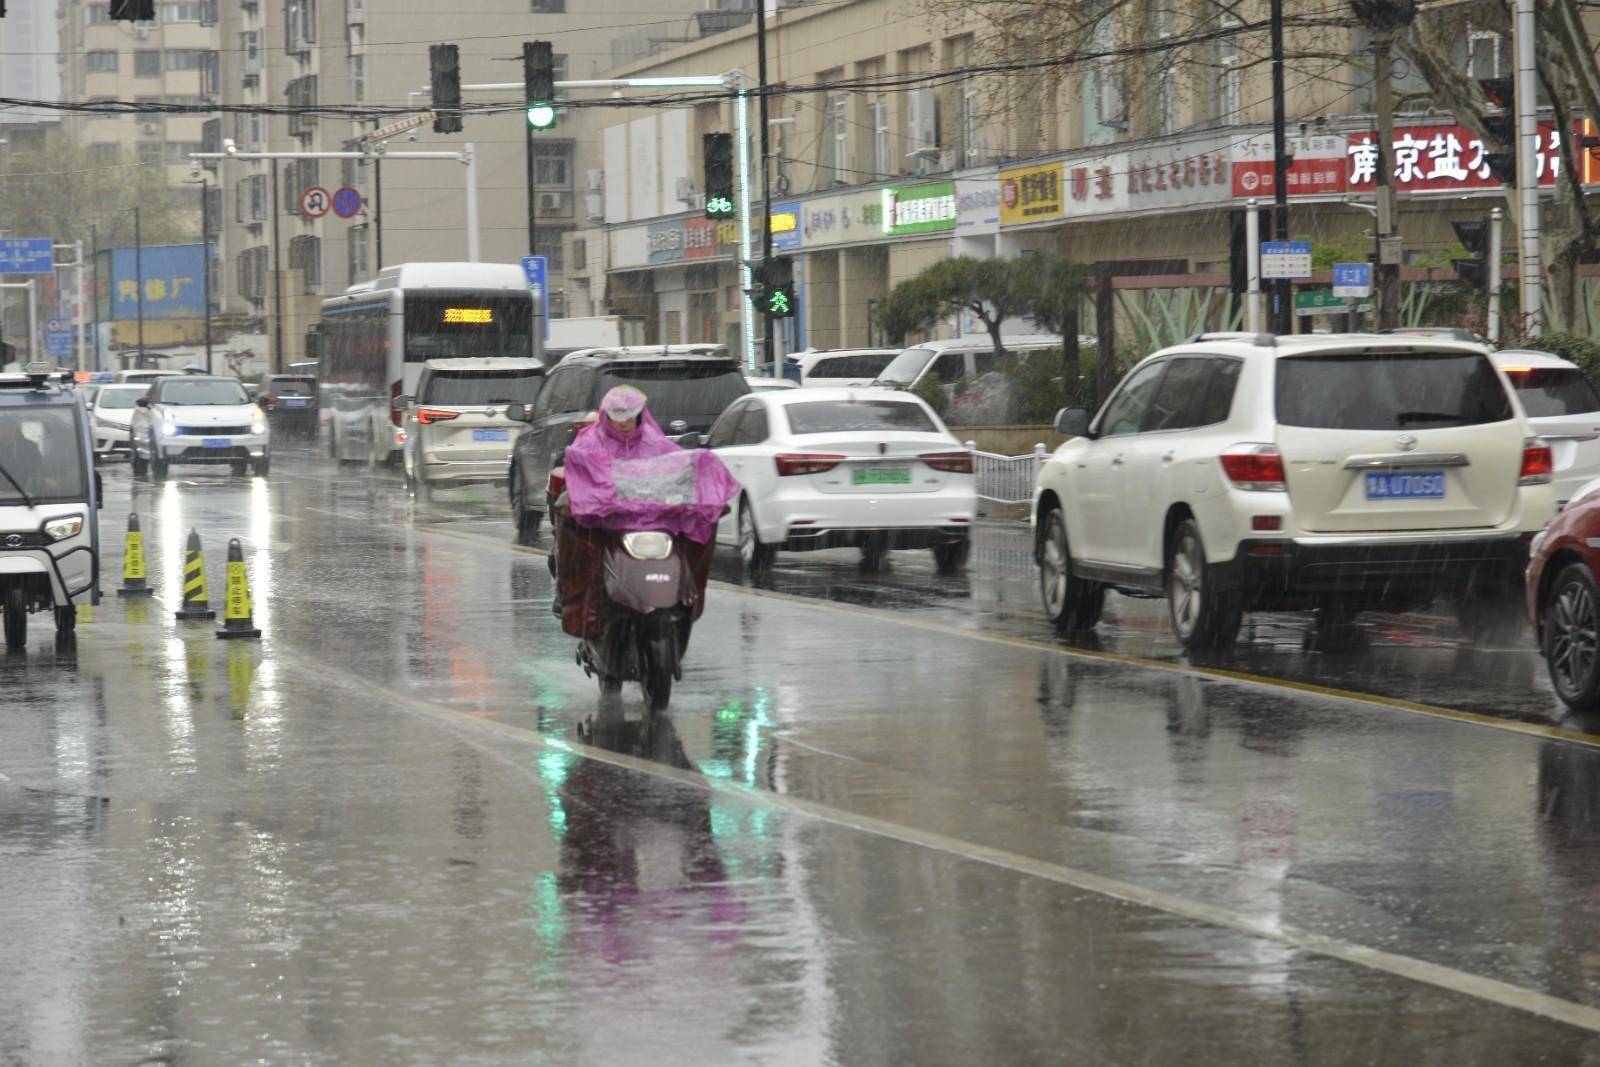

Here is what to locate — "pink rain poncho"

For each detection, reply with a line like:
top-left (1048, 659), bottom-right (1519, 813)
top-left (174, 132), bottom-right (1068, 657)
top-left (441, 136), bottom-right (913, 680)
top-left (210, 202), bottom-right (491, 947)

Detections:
top-left (562, 390), bottom-right (740, 544)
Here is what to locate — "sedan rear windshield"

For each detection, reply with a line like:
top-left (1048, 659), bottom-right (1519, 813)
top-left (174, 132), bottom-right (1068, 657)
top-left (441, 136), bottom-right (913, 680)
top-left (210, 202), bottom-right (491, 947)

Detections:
top-left (1275, 351), bottom-right (1513, 430)
top-left (1502, 367), bottom-right (1600, 417)
top-left (157, 380), bottom-right (251, 406)
top-left (598, 364), bottom-right (748, 428)
top-left (264, 377), bottom-right (315, 397)
top-left (423, 369), bottom-right (543, 406)
top-left (785, 399), bottom-right (939, 435)
top-left (95, 389), bottom-right (145, 410)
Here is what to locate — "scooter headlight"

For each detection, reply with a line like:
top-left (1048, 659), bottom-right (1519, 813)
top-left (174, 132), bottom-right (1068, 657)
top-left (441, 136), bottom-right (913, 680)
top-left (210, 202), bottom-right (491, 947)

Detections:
top-left (621, 531), bottom-right (673, 560)
top-left (43, 515), bottom-right (84, 542)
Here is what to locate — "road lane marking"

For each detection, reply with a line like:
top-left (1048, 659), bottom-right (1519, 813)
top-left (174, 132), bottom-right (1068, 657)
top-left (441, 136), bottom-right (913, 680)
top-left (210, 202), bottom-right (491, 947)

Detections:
top-left (408, 522), bottom-right (1600, 753)
top-left (302, 660), bottom-right (1600, 1036)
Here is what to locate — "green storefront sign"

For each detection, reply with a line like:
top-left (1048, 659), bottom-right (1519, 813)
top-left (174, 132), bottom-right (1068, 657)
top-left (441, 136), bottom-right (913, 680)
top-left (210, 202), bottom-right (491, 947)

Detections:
top-left (1295, 289), bottom-right (1374, 316)
top-left (883, 181), bottom-right (957, 236)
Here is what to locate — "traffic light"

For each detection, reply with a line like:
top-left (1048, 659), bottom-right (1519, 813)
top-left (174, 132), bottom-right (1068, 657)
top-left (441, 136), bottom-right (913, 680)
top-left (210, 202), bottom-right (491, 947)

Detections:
top-left (524, 41), bottom-right (556, 130)
top-left (109, 0), bottom-right (155, 20)
top-left (1478, 77), bottom-right (1516, 185)
top-left (1452, 218), bottom-right (1492, 293)
top-left (703, 133), bottom-right (734, 220)
top-left (430, 44), bottom-right (462, 134)
top-left (758, 257), bottom-right (796, 319)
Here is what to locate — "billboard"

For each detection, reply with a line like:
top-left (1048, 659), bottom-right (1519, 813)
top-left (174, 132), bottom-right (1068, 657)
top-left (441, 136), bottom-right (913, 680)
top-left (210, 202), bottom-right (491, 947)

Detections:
top-left (103, 244), bottom-right (208, 321)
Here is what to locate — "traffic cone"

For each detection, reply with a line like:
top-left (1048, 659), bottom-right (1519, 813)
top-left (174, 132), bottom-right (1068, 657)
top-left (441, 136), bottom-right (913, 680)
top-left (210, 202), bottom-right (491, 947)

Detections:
top-left (215, 538), bottom-right (261, 640)
top-left (175, 528), bottom-right (215, 621)
top-left (116, 512), bottom-right (154, 597)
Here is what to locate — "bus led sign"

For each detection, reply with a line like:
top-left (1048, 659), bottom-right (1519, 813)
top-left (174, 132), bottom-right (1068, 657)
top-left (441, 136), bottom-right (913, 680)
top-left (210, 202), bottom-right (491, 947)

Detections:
top-left (443, 307), bottom-right (494, 324)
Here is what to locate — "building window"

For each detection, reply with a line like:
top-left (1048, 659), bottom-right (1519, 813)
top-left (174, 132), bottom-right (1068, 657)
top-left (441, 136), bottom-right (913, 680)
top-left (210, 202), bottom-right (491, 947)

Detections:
top-left (530, 0), bottom-right (565, 11)
top-left (241, 31), bottom-right (262, 75)
top-left (90, 144), bottom-right (122, 165)
top-left (570, 236), bottom-right (587, 271)
top-left (351, 54), bottom-right (365, 103)
top-left (84, 5), bottom-right (111, 24)
top-left (825, 94), bottom-right (848, 183)
top-left (164, 2), bottom-right (203, 21)
top-left (348, 224), bottom-right (370, 282)
top-left (165, 142), bottom-right (204, 161)
top-left (1468, 31), bottom-right (1505, 79)
top-left (166, 49), bottom-right (213, 71)
top-left (239, 245), bottom-right (268, 302)
top-left (289, 235), bottom-right (322, 294)
top-left (533, 228), bottom-right (565, 272)
top-left (286, 76), bottom-right (318, 137)
top-left (533, 141), bottom-right (571, 186)
top-left (285, 0), bottom-right (317, 53)
top-left (137, 142), bottom-right (163, 165)
top-left (203, 185), bottom-right (222, 235)
top-left (868, 100), bottom-right (889, 179)
top-left (86, 51), bottom-right (119, 73)
top-left (1213, 19), bottom-right (1241, 123)
top-left (961, 86), bottom-right (981, 166)
top-left (134, 51), bottom-right (162, 78)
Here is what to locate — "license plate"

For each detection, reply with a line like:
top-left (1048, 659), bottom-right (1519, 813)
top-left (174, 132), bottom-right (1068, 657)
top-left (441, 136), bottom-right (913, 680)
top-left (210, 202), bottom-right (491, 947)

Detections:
top-left (202, 437), bottom-right (230, 449)
top-left (282, 398), bottom-right (308, 407)
top-left (473, 428), bottom-right (510, 442)
top-left (1364, 470), bottom-right (1445, 499)
top-left (852, 465), bottom-right (911, 486)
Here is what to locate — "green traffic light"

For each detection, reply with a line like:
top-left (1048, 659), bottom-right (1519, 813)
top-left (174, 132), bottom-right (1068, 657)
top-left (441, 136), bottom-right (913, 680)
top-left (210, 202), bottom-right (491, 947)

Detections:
top-left (705, 195), bottom-right (734, 218)
top-left (767, 290), bottom-right (792, 316)
top-left (526, 103), bottom-right (556, 129)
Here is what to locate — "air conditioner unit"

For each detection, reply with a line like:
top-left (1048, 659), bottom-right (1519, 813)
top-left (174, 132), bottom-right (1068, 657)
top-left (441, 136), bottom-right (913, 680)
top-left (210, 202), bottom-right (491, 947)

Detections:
top-left (585, 192), bottom-right (603, 222)
top-left (674, 176), bottom-right (696, 203)
top-left (132, 25), bottom-right (150, 40)
top-left (585, 169), bottom-right (604, 193)
top-left (537, 191), bottom-right (564, 213)
top-left (140, 121), bottom-right (161, 135)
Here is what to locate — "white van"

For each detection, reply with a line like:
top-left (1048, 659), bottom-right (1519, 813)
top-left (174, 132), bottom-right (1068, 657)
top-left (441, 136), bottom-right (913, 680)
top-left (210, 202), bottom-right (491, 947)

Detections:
top-left (874, 336), bottom-right (1066, 392)
top-left (783, 348), bottom-right (900, 388)
top-left (115, 369), bottom-right (182, 385)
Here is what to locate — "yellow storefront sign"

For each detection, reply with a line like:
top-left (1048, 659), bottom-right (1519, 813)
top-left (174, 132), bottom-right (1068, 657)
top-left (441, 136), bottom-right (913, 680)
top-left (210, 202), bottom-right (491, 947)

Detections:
top-left (999, 162), bottom-right (1065, 225)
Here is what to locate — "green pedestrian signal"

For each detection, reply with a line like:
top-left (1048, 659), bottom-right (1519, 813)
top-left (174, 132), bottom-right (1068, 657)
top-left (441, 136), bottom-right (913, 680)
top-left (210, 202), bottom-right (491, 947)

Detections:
top-left (767, 289), bottom-right (792, 316)
top-left (756, 255), bottom-right (797, 319)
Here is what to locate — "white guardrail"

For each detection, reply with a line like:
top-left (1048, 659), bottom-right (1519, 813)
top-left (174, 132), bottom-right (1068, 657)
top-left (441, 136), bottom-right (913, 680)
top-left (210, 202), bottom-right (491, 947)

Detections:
top-left (965, 442), bottom-right (1049, 508)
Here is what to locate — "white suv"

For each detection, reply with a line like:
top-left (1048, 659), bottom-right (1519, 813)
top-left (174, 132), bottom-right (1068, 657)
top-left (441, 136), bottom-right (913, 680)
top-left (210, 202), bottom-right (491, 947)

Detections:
top-left (1033, 333), bottom-right (1556, 649)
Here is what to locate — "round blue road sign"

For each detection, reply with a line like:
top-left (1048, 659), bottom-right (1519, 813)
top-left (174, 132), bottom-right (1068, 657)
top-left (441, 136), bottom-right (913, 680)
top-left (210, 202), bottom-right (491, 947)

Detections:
top-left (332, 186), bottom-right (363, 219)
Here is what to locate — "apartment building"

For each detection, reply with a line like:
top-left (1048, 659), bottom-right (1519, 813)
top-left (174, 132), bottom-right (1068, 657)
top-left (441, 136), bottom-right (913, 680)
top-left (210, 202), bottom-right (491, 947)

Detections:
top-left (569, 0), bottom-right (1541, 351)
top-left (212, 0), bottom-right (723, 369)
top-left (55, 0), bottom-right (219, 185)
top-left (0, 0), bottom-right (62, 135)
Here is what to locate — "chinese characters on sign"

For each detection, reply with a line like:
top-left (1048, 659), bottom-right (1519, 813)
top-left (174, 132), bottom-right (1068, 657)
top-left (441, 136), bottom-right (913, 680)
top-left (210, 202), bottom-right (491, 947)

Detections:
top-left (1231, 134), bottom-right (1348, 197)
top-left (105, 244), bottom-right (207, 321)
top-left (882, 181), bottom-right (957, 236)
top-left (999, 163), bottom-right (1064, 225)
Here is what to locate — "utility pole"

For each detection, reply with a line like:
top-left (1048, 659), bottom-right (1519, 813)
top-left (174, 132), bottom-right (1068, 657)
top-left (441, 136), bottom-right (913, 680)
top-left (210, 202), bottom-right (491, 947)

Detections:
top-left (1487, 205), bottom-right (1503, 343)
top-left (1270, 0), bottom-right (1291, 335)
top-left (1514, 0), bottom-right (1542, 336)
top-left (374, 157), bottom-right (383, 270)
top-left (526, 122), bottom-right (537, 256)
top-left (756, 1), bottom-right (775, 372)
top-left (90, 225), bottom-right (101, 371)
top-left (134, 205), bottom-right (146, 369)
top-left (1351, 1), bottom-right (1415, 331)
top-left (270, 158), bottom-right (284, 374)
top-left (194, 175), bottom-right (214, 375)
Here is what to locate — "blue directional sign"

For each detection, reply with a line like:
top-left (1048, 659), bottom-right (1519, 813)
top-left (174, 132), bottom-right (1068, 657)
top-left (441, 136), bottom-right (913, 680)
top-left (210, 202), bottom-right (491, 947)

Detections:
top-left (44, 319), bottom-right (72, 359)
top-left (1332, 261), bottom-right (1372, 298)
top-left (520, 254), bottom-right (549, 341)
top-left (0, 238), bottom-right (54, 275)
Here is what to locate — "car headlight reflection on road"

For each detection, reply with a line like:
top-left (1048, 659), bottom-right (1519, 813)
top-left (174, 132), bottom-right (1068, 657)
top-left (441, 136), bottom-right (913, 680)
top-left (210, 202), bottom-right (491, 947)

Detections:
top-left (43, 515), bottom-right (84, 542)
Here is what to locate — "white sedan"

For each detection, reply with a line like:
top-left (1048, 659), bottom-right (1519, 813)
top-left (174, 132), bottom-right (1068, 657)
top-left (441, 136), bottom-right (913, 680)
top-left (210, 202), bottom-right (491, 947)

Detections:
top-left (130, 375), bottom-right (271, 479)
top-left (90, 383), bottom-right (150, 458)
top-left (705, 387), bottom-right (976, 572)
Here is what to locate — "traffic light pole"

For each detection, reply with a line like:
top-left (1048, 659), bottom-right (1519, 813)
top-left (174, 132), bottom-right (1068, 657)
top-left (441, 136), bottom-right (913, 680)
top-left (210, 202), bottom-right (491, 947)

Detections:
top-left (1488, 206), bottom-right (1503, 342)
top-left (1514, 0), bottom-right (1542, 336)
top-left (756, 1), bottom-right (776, 374)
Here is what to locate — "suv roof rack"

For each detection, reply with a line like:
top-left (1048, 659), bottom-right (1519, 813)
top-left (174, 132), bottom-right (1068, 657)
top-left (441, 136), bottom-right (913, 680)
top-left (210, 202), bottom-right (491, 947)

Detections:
top-left (1182, 332), bottom-right (1277, 347)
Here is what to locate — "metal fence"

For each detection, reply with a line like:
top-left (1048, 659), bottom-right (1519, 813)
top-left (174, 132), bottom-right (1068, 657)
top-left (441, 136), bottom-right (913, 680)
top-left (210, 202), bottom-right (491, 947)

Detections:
top-left (965, 442), bottom-right (1048, 508)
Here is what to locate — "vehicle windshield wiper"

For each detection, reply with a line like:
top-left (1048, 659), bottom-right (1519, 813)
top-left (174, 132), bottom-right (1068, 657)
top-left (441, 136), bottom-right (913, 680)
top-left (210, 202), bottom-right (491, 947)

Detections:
top-left (0, 459), bottom-right (35, 508)
top-left (1396, 411), bottom-right (1471, 426)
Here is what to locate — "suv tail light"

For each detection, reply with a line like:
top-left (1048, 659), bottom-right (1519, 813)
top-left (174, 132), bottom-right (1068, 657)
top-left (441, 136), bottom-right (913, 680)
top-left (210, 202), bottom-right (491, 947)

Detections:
top-left (920, 450), bottom-right (973, 474)
top-left (1220, 444), bottom-right (1287, 491)
top-left (417, 408), bottom-right (461, 425)
top-left (1521, 438), bottom-right (1554, 485)
top-left (775, 453), bottom-right (845, 477)
top-left (389, 381), bottom-right (403, 427)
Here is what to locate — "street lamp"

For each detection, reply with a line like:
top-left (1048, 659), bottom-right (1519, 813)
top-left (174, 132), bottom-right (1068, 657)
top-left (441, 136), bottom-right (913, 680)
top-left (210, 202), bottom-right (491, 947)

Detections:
top-left (183, 169), bottom-right (214, 375)
top-left (1349, 0), bottom-right (1418, 331)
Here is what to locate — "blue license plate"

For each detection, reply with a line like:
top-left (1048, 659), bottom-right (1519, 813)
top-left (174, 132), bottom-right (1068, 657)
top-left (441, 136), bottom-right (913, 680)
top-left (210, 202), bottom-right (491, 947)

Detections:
top-left (472, 428), bottom-right (509, 442)
top-left (1364, 471), bottom-right (1445, 499)
top-left (282, 398), bottom-right (308, 407)
top-left (202, 437), bottom-right (230, 449)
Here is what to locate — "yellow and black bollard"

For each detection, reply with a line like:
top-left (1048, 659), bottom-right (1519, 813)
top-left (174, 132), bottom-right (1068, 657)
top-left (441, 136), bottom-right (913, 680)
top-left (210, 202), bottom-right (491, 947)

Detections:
top-left (116, 512), bottom-right (154, 598)
top-left (215, 538), bottom-right (261, 640)
top-left (175, 528), bottom-right (216, 621)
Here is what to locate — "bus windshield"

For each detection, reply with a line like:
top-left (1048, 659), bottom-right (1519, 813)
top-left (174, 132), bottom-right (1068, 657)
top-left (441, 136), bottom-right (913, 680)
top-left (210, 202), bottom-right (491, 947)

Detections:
top-left (404, 292), bottom-right (534, 362)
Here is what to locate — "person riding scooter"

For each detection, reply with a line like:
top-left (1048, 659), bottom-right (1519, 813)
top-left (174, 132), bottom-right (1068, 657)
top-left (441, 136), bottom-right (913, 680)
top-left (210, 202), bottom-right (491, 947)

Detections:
top-left (553, 385), bottom-right (739, 709)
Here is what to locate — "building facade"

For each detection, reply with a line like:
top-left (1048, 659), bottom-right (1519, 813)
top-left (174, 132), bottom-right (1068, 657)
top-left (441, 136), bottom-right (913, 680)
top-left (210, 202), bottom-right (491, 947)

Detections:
top-left (1, 0), bottom-right (62, 134)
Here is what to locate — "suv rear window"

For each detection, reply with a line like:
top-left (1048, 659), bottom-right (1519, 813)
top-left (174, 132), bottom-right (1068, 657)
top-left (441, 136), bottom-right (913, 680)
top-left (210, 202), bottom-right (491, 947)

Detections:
top-left (598, 363), bottom-right (749, 429)
top-left (785, 398), bottom-right (938, 435)
top-left (423, 368), bottom-right (543, 406)
top-left (1275, 351), bottom-right (1513, 430)
top-left (1502, 367), bottom-right (1600, 417)
top-left (264, 377), bottom-right (314, 396)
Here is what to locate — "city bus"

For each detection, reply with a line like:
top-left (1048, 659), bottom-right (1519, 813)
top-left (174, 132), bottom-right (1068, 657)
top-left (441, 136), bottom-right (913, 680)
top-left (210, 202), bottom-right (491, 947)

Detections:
top-left (318, 262), bottom-right (535, 464)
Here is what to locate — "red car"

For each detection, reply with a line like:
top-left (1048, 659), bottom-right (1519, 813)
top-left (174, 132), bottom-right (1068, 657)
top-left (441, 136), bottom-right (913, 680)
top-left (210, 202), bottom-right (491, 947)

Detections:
top-left (1528, 490), bottom-right (1600, 708)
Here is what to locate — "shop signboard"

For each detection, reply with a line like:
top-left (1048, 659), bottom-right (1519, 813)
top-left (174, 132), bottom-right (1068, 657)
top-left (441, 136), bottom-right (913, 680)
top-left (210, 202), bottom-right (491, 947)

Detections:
top-left (999, 163), bottom-right (1063, 226)
top-left (107, 244), bottom-right (206, 321)
top-left (956, 178), bottom-right (1001, 235)
top-left (800, 189), bottom-right (885, 247)
top-left (1064, 133), bottom-right (1232, 218)
top-left (882, 181), bottom-right (957, 236)
top-left (769, 201), bottom-right (803, 251)
top-left (1232, 133), bottom-right (1348, 197)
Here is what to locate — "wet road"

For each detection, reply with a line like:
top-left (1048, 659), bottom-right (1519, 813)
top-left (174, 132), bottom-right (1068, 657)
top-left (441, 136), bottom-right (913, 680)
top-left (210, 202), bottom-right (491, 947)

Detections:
top-left (6, 448), bottom-right (1600, 1062)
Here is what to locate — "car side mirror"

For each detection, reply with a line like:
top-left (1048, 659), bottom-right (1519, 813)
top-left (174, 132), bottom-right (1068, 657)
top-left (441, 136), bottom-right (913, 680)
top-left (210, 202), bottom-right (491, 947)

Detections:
top-left (391, 394), bottom-right (413, 412)
top-left (1055, 407), bottom-right (1092, 438)
top-left (135, 397), bottom-right (149, 408)
top-left (673, 432), bottom-right (705, 448)
top-left (505, 403), bottom-right (530, 423)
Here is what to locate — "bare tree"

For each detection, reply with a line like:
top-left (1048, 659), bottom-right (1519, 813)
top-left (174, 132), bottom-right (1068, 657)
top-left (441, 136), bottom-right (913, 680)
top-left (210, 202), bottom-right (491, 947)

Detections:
top-left (0, 135), bottom-right (191, 251)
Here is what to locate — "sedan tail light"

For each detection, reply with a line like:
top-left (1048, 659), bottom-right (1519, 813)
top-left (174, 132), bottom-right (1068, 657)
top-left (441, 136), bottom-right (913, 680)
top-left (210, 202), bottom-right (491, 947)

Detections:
top-left (261, 394), bottom-right (278, 405)
top-left (920, 450), bottom-right (973, 474)
top-left (1521, 439), bottom-right (1554, 485)
top-left (1219, 444), bottom-right (1287, 491)
top-left (389, 381), bottom-right (403, 427)
top-left (774, 453), bottom-right (845, 477)
top-left (416, 408), bottom-right (461, 425)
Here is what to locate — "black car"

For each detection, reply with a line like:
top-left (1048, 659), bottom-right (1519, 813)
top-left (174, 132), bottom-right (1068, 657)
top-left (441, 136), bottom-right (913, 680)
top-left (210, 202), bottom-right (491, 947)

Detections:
top-left (504, 350), bottom-right (749, 545)
top-left (254, 374), bottom-right (319, 439)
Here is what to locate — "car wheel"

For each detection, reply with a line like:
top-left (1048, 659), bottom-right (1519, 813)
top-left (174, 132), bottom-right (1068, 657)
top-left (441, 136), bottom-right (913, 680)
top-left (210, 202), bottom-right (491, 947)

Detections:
top-left (1458, 582), bottom-right (1526, 644)
top-left (53, 604), bottom-right (76, 634)
top-left (1038, 506), bottom-right (1103, 632)
top-left (1166, 519), bottom-right (1240, 651)
top-left (932, 537), bottom-right (971, 575)
top-left (738, 496), bottom-right (774, 573)
top-left (3, 587), bottom-right (25, 649)
top-left (860, 535), bottom-right (889, 573)
top-left (1546, 564), bottom-right (1600, 710)
top-left (512, 471), bottom-right (542, 546)
top-left (231, 461), bottom-right (249, 476)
